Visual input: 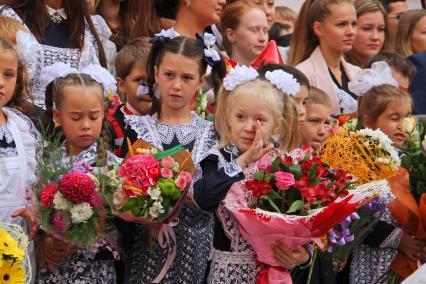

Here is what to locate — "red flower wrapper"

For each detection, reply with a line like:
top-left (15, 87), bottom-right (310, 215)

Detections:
top-left (250, 40), bottom-right (284, 69)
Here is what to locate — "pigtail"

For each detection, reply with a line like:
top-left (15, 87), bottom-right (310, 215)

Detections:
top-left (209, 54), bottom-right (227, 96)
top-left (96, 98), bottom-right (111, 167)
top-left (280, 97), bottom-right (300, 152)
top-left (146, 39), bottom-right (165, 115)
top-left (43, 81), bottom-right (57, 139)
top-left (214, 85), bottom-right (232, 147)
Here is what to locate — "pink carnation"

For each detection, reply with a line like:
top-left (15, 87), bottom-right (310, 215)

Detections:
top-left (175, 176), bottom-right (187, 191)
top-left (178, 171), bottom-right (192, 184)
top-left (274, 171), bottom-right (295, 190)
top-left (51, 211), bottom-right (71, 232)
top-left (161, 156), bottom-right (175, 169)
top-left (119, 154), bottom-right (160, 191)
top-left (59, 172), bottom-right (95, 203)
top-left (161, 168), bottom-right (173, 179)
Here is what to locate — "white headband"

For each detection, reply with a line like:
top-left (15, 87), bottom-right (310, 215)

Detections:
top-left (40, 62), bottom-right (117, 98)
top-left (223, 65), bottom-right (300, 96)
top-left (348, 61), bottom-right (399, 96)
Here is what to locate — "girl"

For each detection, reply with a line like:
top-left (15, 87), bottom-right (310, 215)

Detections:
top-left (346, 61), bottom-right (426, 283)
top-left (395, 9), bottom-right (426, 57)
top-left (0, 37), bottom-right (38, 281)
top-left (345, 0), bottom-right (387, 67)
top-left (121, 36), bottom-right (225, 283)
top-left (36, 69), bottom-right (122, 283)
top-left (193, 66), bottom-right (311, 283)
top-left (288, 0), bottom-right (361, 115)
top-left (0, 0), bottom-right (108, 109)
top-left (221, 1), bottom-right (269, 66)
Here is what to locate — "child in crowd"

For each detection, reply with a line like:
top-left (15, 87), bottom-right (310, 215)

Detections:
top-left (121, 35), bottom-right (225, 283)
top-left (0, 37), bottom-right (38, 282)
top-left (193, 65), bottom-right (311, 283)
top-left (107, 37), bottom-right (153, 157)
top-left (301, 87), bottom-right (332, 150)
top-left (36, 67), bottom-right (122, 283)
top-left (0, 16), bottom-right (28, 44)
top-left (345, 61), bottom-right (425, 283)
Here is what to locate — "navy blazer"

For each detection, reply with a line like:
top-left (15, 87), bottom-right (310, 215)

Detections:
top-left (409, 52), bottom-right (426, 114)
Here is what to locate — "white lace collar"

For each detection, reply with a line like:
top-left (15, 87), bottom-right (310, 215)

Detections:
top-left (45, 5), bottom-right (67, 20)
top-left (0, 125), bottom-right (14, 144)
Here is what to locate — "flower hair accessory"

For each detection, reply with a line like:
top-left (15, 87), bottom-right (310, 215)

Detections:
top-left (223, 65), bottom-right (259, 91)
top-left (201, 32), bottom-right (222, 67)
top-left (40, 62), bottom-right (117, 98)
top-left (265, 70), bottom-right (300, 96)
top-left (348, 61), bottom-right (398, 96)
top-left (149, 27), bottom-right (180, 46)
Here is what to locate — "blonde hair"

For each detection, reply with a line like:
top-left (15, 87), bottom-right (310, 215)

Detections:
top-left (215, 78), bottom-right (298, 152)
top-left (357, 84), bottom-right (412, 123)
top-left (0, 16), bottom-right (28, 44)
top-left (395, 10), bottom-right (426, 57)
top-left (287, 0), bottom-right (353, 66)
top-left (275, 6), bottom-right (297, 24)
top-left (307, 86), bottom-right (332, 108)
top-left (221, 1), bottom-right (263, 55)
top-left (345, 0), bottom-right (388, 66)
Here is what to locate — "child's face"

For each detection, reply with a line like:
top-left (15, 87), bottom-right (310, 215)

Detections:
top-left (391, 67), bottom-right (410, 95)
top-left (364, 98), bottom-right (412, 147)
top-left (0, 49), bottom-right (18, 110)
top-left (117, 62), bottom-right (152, 115)
top-left (301, 103), bottom-right (331, 150)
top-left (228, 92), bottom-right (279, 153)
top-left (54, 85), bottom-right (104, 155)
top-left (155, 52), bottom-right (204, 112)
top-left (293, 85), bottom-right (308, 123)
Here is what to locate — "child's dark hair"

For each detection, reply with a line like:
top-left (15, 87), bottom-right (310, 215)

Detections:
top-left (146, 36), bottom-right (226, 114)
top-left (258, 64), bottom-right (311, 88)
top-left (44, 74), bottom-right (110, 161)
top-left (115, 37), bottom-right (151, 79)
top-left (366, 51), bottom-right (416, 83)
top-left (0, 37), bottom-right (32, 113)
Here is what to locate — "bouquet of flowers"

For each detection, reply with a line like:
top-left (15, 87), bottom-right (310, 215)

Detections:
top-left (0, 222), bottom-right (31, 284)
top-left (35, 162), bottom-right (105, 248)
top-left (224, 148), bottom-right (389, 282)
top-left (102, 139), bottom-right (195, 223)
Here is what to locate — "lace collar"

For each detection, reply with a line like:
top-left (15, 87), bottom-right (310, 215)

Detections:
top-left (0, 125), bottom-right (14, 144)
top-left (59, 142), bottom-right (122, 166)
top-left (45, 5), bottom-right (67, 20)
top-left (223, 143), bottom-right (241, 158)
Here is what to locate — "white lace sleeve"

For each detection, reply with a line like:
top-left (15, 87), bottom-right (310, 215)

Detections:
top-left (90, 15), bottom-right (112, 39)
top-left (0, 6), bottom-right (24, 24)
top-left (335, 85), bottom-right (358, 114)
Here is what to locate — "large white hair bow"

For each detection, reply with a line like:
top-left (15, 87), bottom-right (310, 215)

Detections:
top-left (40, 62), bottom-right (117, 97)
top-left (348, 61), bottom-right (399, 96)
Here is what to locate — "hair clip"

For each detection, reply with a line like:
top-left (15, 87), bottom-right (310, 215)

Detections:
top-left (223, 65), bottom-right (259, 91)
top-left (149, 27), bottom-right (180, 46)
top-left (265, 70), bottom-right (300, 96)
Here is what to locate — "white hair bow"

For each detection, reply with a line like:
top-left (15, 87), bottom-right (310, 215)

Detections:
top-left (348, 61), bottom-right (399, 96)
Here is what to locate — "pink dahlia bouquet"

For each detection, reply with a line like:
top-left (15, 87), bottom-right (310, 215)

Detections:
top-left (35, 163), bottom-right (105, 248)
top-left (102, 139), bottom-right (195, 223)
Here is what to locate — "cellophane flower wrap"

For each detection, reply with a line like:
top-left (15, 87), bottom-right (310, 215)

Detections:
top-left (224, 148), bottom-right (392, 283)
top-left (0, 222), bottom-right (31, 284)
top-left (35, 161), bottom-right (105, 248)
top-left (101, 139), bottom-right (195, 223)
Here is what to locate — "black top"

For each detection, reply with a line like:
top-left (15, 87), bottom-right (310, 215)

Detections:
top-left (328, 64), bottom-right (357, 100)
top-left (193, 147), bottom-right (245, 251)
top-left (42, 20), bottom-right (73, 48)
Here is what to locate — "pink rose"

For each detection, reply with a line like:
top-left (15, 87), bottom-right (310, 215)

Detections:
top-left (258, 154), bottom-right (274, 170)
top-left (178, 171), bottom-right (192, 184)
top-left (161, 156), bottom-right (176, 169)
top-left (175, 176), bottom-right (187, 191)
top-left (161, 168), bottom-right (173, 179)
top-left (274, 171), bottom-right (295, 190)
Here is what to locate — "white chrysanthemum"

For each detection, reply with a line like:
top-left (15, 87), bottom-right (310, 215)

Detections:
top-left (149, 201), bottom-right (165, 219)
top-left (70, 202), bottom-right (94, 224)
top-left (148, 186), bottom-right (162, 201)
top-left (223, 65), bottom-right (259, 91)
top-left (265, 70), bottom-right (300, 96)
top-left (53, 192), bottom-right (72, 210)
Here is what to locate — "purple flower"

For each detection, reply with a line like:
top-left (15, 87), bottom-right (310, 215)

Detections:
top-left (327, 212), bottom-right (359, 252)
top-left (70, 162), bottom-right (93, 173)
top-left (364, 197), bottom-right (386, 212)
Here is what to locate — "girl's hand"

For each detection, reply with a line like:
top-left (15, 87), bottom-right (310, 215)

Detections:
top-left (236, 121), bottom-right (273, 168)
top-left (11, 208), bottom-right (38, 241)
top-left (399, 233), bottom-right (424, 260)
top-left (38, 235), bottom-right (76, 268)
top-left (271, 244), bottom-right (310, 270)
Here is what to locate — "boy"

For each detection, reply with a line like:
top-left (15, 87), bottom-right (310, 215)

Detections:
top-left (107, 37), bottom-right (152, 156)
top-left (300, 87), bottom-right (332, 150)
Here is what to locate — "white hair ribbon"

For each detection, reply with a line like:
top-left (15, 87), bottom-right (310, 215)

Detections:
top-left (265, 70), bottom-right (300, 96)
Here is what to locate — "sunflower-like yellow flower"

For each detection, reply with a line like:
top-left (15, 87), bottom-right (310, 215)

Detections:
top-left (0, 262), bottom-right (25, 284)
top-left (0, 229), bottom-right (24, 262)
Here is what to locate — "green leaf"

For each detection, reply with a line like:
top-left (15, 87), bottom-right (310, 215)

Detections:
top-left (308, 164), bottom-right (318, 181)
top-left (254, 171), bottom-right (266, 181)
top-left (288, 165), bottom-right (302, 179)
top-left (265, 196), bottom-right (281, 213)
top-left (287, 200), bottom-right (304, 213)
top-left (298, 153), bottom-right (311, 165)
top-left (154, 144), bottom-right (184, 160)
top-left (265, 173), bottom-right (274, 183)
top-left (270, 158), bottom-right (280, 171)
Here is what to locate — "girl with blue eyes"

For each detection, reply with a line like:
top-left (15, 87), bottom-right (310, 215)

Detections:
top-left (120, 35), bottom-right (225, 283)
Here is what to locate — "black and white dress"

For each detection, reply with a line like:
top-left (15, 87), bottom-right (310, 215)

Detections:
top-left (36, 143), bottom-right (122, 284)
top-left (122, 112), bottom-right (218, 283)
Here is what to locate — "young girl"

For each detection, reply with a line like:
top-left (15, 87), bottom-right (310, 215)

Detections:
top-left (36, 68), bottom-right (122, 283)
top-left (121, 35), bottom-right (225, 283)
top-left (346, 61), bottom-right (425, 283)
top-left (0, 36), bottom-right (38, 281)
top-left (193, 66), bottom-right (311, 283)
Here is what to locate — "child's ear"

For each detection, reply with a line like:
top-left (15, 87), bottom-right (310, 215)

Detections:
top-left (53, 108), bottom-right (61, 126)
top-left (154, 66), bottom-right (159, 85)
top-left (198, 74), bottom-right (206, 88)
top-left (116, 77), bottom-right (126, 94)
top-left (362, 115), bottom-right (373, 128)
top-left (225, 28), bottom-right (236, 45)
top-left (272, 118), bottom-right (282, 136)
